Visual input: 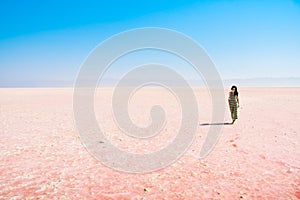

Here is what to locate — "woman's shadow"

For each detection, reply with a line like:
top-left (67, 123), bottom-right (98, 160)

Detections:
top-left (199, 122), bottom-right (232, 126)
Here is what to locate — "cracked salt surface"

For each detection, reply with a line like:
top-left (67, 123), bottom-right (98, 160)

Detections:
top-left (0, 87), bottom-right (299, 199)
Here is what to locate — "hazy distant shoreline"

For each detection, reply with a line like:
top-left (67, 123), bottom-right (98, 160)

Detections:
top-left (1, 77), bottom-right (300, 88)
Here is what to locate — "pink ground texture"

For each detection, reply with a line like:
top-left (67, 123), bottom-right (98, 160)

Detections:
top-left (0, 87), bottom-right (299, 199)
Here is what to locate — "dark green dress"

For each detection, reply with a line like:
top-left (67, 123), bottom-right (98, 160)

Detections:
top-left (229, 91), bottom-right (238, 120)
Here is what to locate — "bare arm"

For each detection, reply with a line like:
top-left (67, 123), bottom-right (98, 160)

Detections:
top-left (236, 96), bottom-right (240, 107)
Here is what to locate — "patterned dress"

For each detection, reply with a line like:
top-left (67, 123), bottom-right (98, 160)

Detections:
top-left (229, 91), bottom-right (238, 120)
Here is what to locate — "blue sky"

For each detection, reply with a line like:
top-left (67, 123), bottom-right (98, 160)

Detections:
top-left (0, 0), bottom-right (300, 86)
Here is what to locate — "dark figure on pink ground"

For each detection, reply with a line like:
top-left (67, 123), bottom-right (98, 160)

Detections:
top-left (228, 85), bottom-right (240, 124)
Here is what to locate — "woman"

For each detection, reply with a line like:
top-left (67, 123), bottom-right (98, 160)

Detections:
top-left (228, 85), bottom-right (239, 124)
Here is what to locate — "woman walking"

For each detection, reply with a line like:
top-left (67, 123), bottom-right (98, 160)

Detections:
top-left (228, 85), bottom-right (239, 124)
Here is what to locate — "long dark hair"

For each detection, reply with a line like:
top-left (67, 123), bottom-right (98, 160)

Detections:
top-left (231, 85), bottom-right (238, 96)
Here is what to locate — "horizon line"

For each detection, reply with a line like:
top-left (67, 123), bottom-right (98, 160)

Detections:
top-left (0, 77), bottom-right (300, 88)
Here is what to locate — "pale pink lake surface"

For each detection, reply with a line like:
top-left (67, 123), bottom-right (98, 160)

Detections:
top-left (0, 87), bottom-right (299, 199)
